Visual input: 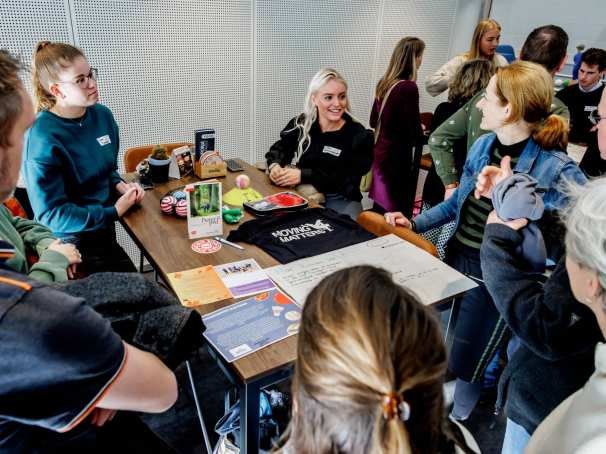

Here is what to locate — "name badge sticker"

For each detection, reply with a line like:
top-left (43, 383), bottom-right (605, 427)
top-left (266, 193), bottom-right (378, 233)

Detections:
top-left (96, 135), bottom-right (111, 146)
top-left (322, 145), bottom-right (342, 157)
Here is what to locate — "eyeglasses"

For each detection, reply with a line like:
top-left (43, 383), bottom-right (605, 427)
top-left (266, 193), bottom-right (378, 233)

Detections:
top-left (55, 68), bottom-right (98, 88)
top-left (589, 108), bottom-right (604, 125)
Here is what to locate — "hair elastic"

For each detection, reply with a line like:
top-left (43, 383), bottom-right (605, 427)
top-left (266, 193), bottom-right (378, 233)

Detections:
top-left (38, 41), bottom-right (51, 50)
top-left (382, 392), bottom-right (411, 421)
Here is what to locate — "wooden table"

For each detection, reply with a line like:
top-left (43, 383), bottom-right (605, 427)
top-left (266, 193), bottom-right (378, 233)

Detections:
top-left (121, 160), bottom-right (296, 453)
top-left (121, 161), bottom-right (466, 452)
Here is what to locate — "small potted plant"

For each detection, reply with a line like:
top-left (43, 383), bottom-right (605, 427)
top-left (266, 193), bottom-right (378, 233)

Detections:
top-left (148, 145), bottom-right (171, 183)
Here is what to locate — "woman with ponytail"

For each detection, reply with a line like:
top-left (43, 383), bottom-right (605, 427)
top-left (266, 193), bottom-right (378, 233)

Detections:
top-left (23, 42), bottom-right (144, 275)
top-left (265, 68), bottom-right (374, 220)
top-left (274, 266), bottom-right (479, 454)
top-left (385, 61), bottom-right (587, 422)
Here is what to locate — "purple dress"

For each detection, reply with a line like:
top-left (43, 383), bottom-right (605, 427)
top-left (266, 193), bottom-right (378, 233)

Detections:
top-left (369, 80), bottom-right (422, 215)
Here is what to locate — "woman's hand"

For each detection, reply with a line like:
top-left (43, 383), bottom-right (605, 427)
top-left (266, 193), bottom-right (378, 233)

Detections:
top-left (274, 168), bottom-right (301, 187)
top-left (115, 187), bottom-right (138, 217)
top-left (47, 239), bottom-right (82, 278)
top-left (421, 123), bottom-right (430, 137)
top-left (116, 181), bottom-right (145, 203)
top-left (384, 211), bottom-right (412, 229)
top-left (269, 164), bottom-right (284, 183)
top-left (474, 155), bottom-right (513, 199)
top-left (486, 210), bottom-right (528, 230)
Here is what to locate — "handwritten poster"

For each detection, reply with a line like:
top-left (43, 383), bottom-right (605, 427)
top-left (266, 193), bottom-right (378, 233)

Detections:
top-left (266, 234), bottom-right (477, 306)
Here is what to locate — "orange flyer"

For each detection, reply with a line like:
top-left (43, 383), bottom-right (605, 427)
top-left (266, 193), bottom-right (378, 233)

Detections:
top-left (167, 265), bottom-right (231, 307)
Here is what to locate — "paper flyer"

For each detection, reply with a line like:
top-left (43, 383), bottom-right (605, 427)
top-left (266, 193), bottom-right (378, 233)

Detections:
top-left (167, 265), bottom-right (231, 307)
top-left (168, 145), bottom-right (194, 179)
top-left (214, 258), bottom-right (276, 299)
top-left (186, 181), bottom-right (223, 239)
top-left (203, 289), bottom-right (301, 362)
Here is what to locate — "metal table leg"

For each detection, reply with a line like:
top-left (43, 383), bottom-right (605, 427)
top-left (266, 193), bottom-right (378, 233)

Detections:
top-left (239, 381), bottom-right (261, 454)
top-left (186, 360), bottom-right (213, 454)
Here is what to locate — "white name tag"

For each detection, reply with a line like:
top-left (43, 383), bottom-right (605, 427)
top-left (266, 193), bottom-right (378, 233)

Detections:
top-left (584, 105), bottom-right (597, 112)
top-left (96, 135), bottom-right (111, 146)
top-left (322, 145), bottom-right (342, 157)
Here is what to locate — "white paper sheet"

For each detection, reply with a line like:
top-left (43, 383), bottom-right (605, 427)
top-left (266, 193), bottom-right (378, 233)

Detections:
top-left (266, 234), bottom-right (477, 306)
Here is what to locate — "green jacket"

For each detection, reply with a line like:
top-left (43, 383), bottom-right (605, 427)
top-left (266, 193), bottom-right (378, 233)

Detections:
top-left (429, 90), bottom-right (570, 186)
top-left (0, 205), bottom-right (68, 283)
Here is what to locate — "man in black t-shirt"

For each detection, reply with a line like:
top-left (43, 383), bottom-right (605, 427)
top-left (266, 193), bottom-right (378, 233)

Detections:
top-left (0, 49), bottom-right (178, 452)
top-left (556, 48), bottom-right (606, 144)
top-left (579, 88), bottom-right (606, 177)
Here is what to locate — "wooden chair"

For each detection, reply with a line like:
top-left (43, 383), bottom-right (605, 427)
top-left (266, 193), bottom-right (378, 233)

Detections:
top-left (123, 142), bottom-right (193, 172)
top-left (357, 211), bottom-right (438, 257)
top-left (420, 111), bottom-right (433, 134)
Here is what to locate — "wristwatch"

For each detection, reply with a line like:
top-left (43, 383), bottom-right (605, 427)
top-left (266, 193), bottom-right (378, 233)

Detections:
top-left (410, 219), bottom-right (417, 232)
top-left (444, 182), bottom-right (459, 190)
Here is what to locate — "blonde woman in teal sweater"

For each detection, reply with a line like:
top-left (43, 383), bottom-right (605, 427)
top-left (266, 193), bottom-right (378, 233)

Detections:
top-left (23, 42), bottom-right (143, 275)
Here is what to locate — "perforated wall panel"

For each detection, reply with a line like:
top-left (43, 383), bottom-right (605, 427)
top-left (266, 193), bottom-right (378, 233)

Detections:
top-left (254, 0), bottom-right (381, 161)
top-left (0, 0), bottom-right (72, 92)
top-left (253, 0), bottom-right (458, 161)
top-left (375, 0), bottom-right (459, 112)
top-left (70, 0), bottom-right (252, 170)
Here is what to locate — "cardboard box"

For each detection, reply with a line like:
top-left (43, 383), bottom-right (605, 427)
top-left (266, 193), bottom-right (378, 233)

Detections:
top-left (195, 160), bottom-right (227, 179)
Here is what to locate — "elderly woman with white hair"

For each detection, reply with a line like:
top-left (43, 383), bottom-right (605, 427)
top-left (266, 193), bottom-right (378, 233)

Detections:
top-left (265, 68), bottom-right (374, 219)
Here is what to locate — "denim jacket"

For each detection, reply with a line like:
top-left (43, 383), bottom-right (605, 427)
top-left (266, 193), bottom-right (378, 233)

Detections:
top-left (415, 133), bottom-right (587, 235)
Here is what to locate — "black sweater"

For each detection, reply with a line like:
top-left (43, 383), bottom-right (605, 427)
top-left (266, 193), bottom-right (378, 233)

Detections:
top-left (480, 223), bottom-right (603, 433)
top-left (265, 113), bottom-right (374, 201)
top-left (579, 132), bottom-right (606, 177)
top-left (556, 83), bottom-right (604, 144)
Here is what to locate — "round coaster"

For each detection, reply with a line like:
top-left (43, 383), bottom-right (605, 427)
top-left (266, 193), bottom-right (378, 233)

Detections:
top-left (191, 239), bottom-right (222, 254)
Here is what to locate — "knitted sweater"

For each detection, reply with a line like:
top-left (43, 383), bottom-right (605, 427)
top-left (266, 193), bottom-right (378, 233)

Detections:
top-left (23, 104), bottom-right (122, 237)
top-left (425, 53), bottom-right (508, 97)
